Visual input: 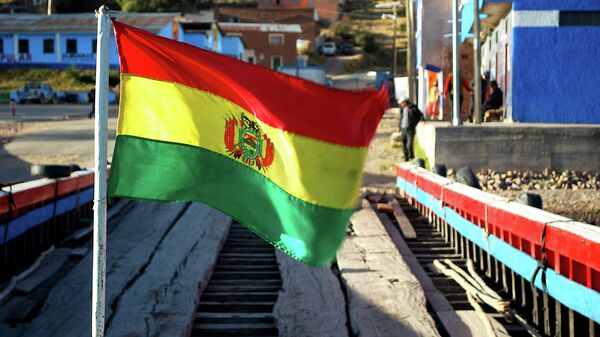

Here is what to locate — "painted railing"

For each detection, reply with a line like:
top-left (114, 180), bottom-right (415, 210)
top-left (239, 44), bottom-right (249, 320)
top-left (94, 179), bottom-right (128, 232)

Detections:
top-left (396, 163), bottom-right (600, 334)
top-left (0, 170), bottom-right (95, 281)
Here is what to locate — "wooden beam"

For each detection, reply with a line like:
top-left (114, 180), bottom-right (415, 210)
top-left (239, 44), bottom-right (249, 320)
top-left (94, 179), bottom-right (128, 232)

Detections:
top-left (390, 198), bottom-right (417, 239)
top-left (273, 251), bottom-right (348, 337)
top-left (337, 199), bottom-right (441, 337)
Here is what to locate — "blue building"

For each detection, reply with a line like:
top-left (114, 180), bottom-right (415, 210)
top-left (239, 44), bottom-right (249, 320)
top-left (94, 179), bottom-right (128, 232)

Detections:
top-left (460, 0), bottom-right (600, 124)
top-left (0, 12), bottom-right (247, 69)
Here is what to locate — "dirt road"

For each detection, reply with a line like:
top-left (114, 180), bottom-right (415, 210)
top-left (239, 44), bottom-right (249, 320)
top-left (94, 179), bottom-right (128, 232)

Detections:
top-left (0, 118), bottom-right (117, 184)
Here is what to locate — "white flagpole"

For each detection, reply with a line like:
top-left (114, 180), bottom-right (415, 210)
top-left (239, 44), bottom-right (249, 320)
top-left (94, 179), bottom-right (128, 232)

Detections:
top-left (93, 5), bottom-right (110, 337)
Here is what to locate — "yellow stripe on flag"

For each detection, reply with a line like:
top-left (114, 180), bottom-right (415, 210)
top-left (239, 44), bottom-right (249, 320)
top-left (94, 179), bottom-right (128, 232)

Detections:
top-left (117, 74), bottom-right (367, 210)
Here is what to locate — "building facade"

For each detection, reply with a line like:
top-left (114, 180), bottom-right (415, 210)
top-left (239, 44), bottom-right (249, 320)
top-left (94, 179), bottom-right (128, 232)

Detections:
top-left (218, 22), bottom-right (301, 69)
top-left (0, 12), bottom-right (246, 69)
top-left (216, 5), bottom-right (319, 50)
top-left (464, 0), bottom-right (600, 124)
top-left (258, 0), bottom-right (340, 22)
top-left (417, 0), bottom-right (600, 124)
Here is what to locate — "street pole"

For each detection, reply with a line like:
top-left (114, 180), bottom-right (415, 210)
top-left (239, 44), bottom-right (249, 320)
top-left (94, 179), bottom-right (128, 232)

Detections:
top-left (392, 5), bottom-right (398, 76)
top-left (452, 0), bottom-right (461, 126)
top-left (473, 0), bottom-right (482, 124)
top-left (406, 0), bottom-right (416, 102)
top-left (92, 5), bottom-right (110, 337)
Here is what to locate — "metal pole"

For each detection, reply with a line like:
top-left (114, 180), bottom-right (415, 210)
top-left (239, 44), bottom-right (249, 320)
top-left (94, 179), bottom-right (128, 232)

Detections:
top-left (47, 0), bottom-right (52, 15)
top-left (473, 0), bottom-right (482, 124)
top-left (452, 0), bottom-right (461, 126)
top-left (407, 0), bottom-right (415, 102)
top-left (92, 5), bottom-right (110, 337)
top-left (392, 5), bottom-right (398, 76)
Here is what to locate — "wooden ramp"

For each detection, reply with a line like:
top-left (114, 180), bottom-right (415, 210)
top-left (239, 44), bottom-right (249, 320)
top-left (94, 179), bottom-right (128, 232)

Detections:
top-left (0, 200), bottom-right (231, 337)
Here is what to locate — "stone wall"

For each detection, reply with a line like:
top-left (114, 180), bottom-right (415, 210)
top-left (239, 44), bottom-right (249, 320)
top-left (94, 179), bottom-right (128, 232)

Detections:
top-left (417, 122), bottom-right (600, 172)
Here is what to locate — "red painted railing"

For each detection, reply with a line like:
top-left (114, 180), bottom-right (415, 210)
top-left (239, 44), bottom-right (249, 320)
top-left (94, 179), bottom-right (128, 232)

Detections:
top-left (397, 163), bottom-right (600, 292)
top-left (0, 171), bottom-right (95, 223)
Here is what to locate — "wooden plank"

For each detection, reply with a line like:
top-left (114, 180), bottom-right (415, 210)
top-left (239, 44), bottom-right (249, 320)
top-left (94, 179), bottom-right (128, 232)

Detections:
top-left (390, 199), bottom-right (417, 239)
top-left (14, 248), bottom-right (70, 294)
top-left (337, 200), bottom-right (441, 337)
top-left (378, 212), bottom-right (468, 322)
top-left (376, 203), bottom-right (394, 213)
top-left (69, 247), bottom-right (88, 257)
top-left (1, 201), bottom-right (188, 337)
top-left (273, 250), bottom-right (348, 337)
top-left (3, 296), bottom-right (43, 324)
top-left (105, 202), bottom-right (231, 337)
top-left (438, 311), bottom-right (510, 337)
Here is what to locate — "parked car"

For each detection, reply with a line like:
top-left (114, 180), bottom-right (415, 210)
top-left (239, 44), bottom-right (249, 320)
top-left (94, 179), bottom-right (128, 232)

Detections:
top-left (15, 82), bottom-right (59, 104)
top-left (340, 42), bottom-right (354, 55)
top-left (322, 42), bottom-right (337, 56)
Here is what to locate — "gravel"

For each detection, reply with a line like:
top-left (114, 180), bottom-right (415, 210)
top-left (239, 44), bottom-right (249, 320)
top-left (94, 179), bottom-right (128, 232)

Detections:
top-left (447, 168), bottom-right (600, 226)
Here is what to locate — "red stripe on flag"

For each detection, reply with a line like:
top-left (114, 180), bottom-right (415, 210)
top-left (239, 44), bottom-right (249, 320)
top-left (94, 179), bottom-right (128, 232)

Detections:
top-left (112, 20), bottom-right (388, 147)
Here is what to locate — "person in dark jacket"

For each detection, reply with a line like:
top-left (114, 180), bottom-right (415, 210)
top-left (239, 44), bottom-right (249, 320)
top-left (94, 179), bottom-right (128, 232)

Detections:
top-left (482, 80), bottom-right (503, 112)
top-left (88, 89), bottom-right (96, 119)
top-left (398, 97), bottom-right (423, 161)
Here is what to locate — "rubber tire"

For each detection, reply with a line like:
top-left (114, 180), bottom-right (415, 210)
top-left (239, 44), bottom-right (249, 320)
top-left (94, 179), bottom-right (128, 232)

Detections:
top-left (456, 166), bottom-right (481, 190)
top-left (432, 164), bottom-right (447, 177)
top-left (515, 192), bottom-right (543, 210)
top-left (414, 158), bottom-right (425, 168)
top-left (30, 164), bottom-right (73, 178)
top-left (69, 164), bottom-right (82, 172)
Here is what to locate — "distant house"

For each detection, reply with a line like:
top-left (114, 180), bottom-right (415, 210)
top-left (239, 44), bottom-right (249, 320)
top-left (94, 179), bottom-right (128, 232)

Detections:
top-left (218, 22), bottom-right (301, 70)
top-left (0, 0), bottom-right (48, 14)
top-left (216, 4), bottom-right (319, 51)
top-left (0, 12), bottom-right (246, 69)
top-left (258, 0), bottom-right (340, 23)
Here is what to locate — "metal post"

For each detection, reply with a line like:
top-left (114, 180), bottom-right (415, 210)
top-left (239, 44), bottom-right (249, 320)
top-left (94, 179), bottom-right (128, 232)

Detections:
top-left (473, 0), bottom-right (482, 124)
top-left (92, 5), bottom-right (110, 337)
top-left (406, 0), bottom-right (416, 102)
top-left (392, 5), bottom-right (398, 76)
top-left (452, 0), bottom-right (461, 126)
top-left (47, 0), bottom-right (52, 15)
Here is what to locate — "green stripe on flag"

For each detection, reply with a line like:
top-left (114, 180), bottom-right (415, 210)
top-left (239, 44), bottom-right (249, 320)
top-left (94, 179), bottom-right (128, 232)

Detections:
top-left (108, 135), bottom-right (353, 266)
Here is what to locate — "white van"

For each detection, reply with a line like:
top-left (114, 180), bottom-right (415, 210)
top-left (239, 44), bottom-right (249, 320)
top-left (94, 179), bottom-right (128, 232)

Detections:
top-left (322, 42), bottom-right (337, 56)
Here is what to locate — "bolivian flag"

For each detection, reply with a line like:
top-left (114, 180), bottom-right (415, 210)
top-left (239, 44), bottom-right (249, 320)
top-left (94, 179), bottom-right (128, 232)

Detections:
top-left (108, 20), bottom-right (388, 266)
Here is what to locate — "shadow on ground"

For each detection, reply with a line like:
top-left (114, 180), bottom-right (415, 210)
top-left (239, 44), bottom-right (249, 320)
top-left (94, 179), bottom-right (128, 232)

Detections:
top-left (0, 138), bottom-right (33, 185)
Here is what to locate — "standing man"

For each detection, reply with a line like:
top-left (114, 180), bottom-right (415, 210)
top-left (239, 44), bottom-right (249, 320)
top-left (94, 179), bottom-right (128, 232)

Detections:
top-left (398, 97), bottom-right (423, 161)
top-left (88, 88), bottom-right (96, 119)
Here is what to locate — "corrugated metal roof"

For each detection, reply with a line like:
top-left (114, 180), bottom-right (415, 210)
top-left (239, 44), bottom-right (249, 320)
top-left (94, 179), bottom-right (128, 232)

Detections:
top-left (0, 13), bottom-right (181, 33)
top-left (218, 22), bottom-right (302, 33)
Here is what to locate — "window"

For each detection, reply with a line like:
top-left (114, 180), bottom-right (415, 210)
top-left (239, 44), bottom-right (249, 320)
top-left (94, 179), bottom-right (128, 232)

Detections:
top-left (559, 11), bottom-right (600, 26)
top-left (248, 56), bottom-right (255, 64)
top-left (66, 39), bottom-right (77, 53)
top-left (0, 39), bottom-right (3, 54)
top-left (18, 39), bottom-right (29, 53)
top-left (269, 34), bottom-right (284, 45)
top-left (271, 55), bottom-right (282, 70)
top-left (43, 39), bottom-right (54, 53)
top-left (92, 39), bottom-right (97, 53)
top-left (33, 0), bottom-right (42, 6)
